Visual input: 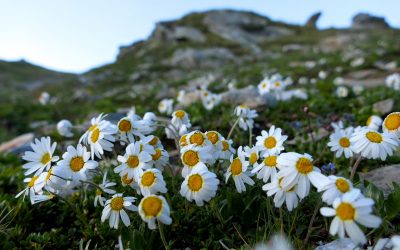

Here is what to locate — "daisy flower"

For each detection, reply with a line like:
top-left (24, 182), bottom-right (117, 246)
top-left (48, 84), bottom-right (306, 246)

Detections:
top-left (218, 138), bottom-right (236, 160)
top-left (166, 110), bottom-right (192, 139)
top-left (234, 105), bottom-right (258, 131)
top-left (138, 195), bottom-right (172, 230)
top-left (80, 114), bottom-right (117, 159)
top-left (32, 193), bottom-right (55, 205)
top-left (101, 193), bottom-right (137, 229)
top-left (225, 147), bottom-right (255, 193)
top-left (257, 78), bottom-right (269, 95)
top-left (185, 130), bottom-right (213, 150)
top-left (320, 189), bottom-right (382, 244)
top-left (57, 144), bottom-right (98, 183)
top-left (179, 134), bottom-right (188, 148)
top-left (385, 73), bottom-right (400, 90)
top-left (327, 128), bottom-right (354, 158)
top-left (141, 112), bottom-right (158, 135)
top-left (366, 115), bottom-right (383, 131)
top-left (205, 130), bottom-right (223, 151)
top-left (382, 112), bottom-right (400, 138)
top-left (202, 93), bottom-right (221, 110)
top-left (115, 142), bottom-right (152, 181)
top-left (141, 135), bottom-right (163, 149)
top-left (180, 144), bottom-right (211, 177)
top-left (243, 146), bottom-right (261, 167)
top-left (336, 86), bottom-right (349, 98)
top-left (276, 152), bottom-right (330, 199)
top-left (150, 147), bottom-right (169, 171)
top-left (35, 166), bottom-right (68, 194)
top-left (158, 99), bottom-right (174, 115)
top-left (350, 128), bottom-right (399, 160)
top-left (262, 176), bottom-right (300, 211)
top-left (57, 119), bottom-right (73, 138)
top-left (15, 176), bottom-right (41, 204)
top-left (256, 126), bottom-right (288, 155)
top-left (94, 171), bottom-right (116, 207)
top-left (180, 165), bottom-right (219, 206)
top-left (22, 137), bottom-right (59, 176)
top-left (138, 169), bottom-right (167, 196)
top-left (116, 115), bottom-right (138, 145)
top-left (320, 176), bottom-right (353, 205)
top-left (252, 153), bottom-right (279, 183)
top-left (120, 173), bottom-right (140, 194)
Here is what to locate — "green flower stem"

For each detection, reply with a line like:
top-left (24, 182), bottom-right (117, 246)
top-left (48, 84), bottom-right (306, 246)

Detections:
top-left (303, 199), bottom-right (322, 248)
top-left (227, 117), bottom-right (240, 140)
top-left (158, 221), bottom-right (169, 250)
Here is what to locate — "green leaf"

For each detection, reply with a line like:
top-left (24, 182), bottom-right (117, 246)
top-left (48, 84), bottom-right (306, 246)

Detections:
top-left (364, 182), bottom-right (385, 210)
top-left (385, 183), bottom-right (400, 220)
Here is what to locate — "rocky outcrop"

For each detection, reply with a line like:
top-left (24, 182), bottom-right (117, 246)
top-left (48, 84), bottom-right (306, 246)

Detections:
top-left (361, 164), bottom-right (400, 196)
top-left (351, 13), bottom-right (390, 29)
top-left (305, 12), bottom-right (322, 29)
top-left (150, 24), bottom-right (206, 43)
top-left (168, 48), bottom-right (235, 68)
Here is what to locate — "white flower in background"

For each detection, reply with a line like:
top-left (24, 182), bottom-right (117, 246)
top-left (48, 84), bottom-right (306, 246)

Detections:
top-left (79, 114), bottom-right (117, 159)
top-left (252, 153), bottom-right (279, 183)
top-left (243, 146), bottom-right (261, 167)
top-left (254, 234), bottom-right (293, 250)
top-left (350, 57), bottom-right (365, 67)
top-left (38, 92), bottom-right (50, 105)
top-left (258, 78), bottom-right (269, 95)
top-left (101, 194), bottom-right (137, 229)
top-left (180, 144), bottom-right (211, 177)
top-left (15, 176), bottom-right (41, 204)
top-left (166, 110), bottom-right (192, 139)
top-left (202, 93), bottom-right (221, 110)
top-left (256, 126), bottom-right (288, 155)
top-left (276, 152), bottom-right (330, 198)
top-left (318, 70), bottom-right (328, 79)
top-left (177, 90), bottom-right (186, 104)
top-left (385, 73), bottom-right (400, 90)
top-left (263, 176), bottom-right (300, 211)
top-left (142, 112), bottom-right (158, 134)
top-left (366, 115), bottom-right (383, 131)
top-left (352, 85), bottom-right (364, 95)
top-left (158, 99), bottom-right (174, 115)
top-left (327, 128), bottom-right (354, 158)
top-left (320, 189), bottom-right (382, 244)
top-left (138, 195), bottom-right (172, 230)
top-left (333, 77), bottom-right (344, 86)
top-left (115, 142), bottom-right (152, 181)
top-left (57, 119), bottom-right (73, 137)
top-left (298, 77), bottom-right (308, 85)
top-left (391, 235), bottom-right (400, 250)
top-left (336, 86), bottom-right (349, 98)
top-left (180, 165), bottom-right (219, 206)
top-left (382, 112), bottom-right (400, 138)
top-left (94, 171), bottom-right (116, 207)
top-left (22, 137), bottom-right (59, 176)
top-left (350, 128), bottom-right (399, 160)
top-left (225, 147), bottom-right (254, 193)
top-left (57, 144), bottom-right (98, 182)
top-left (234, 105), bottom-right (258, 131)
top-left (320, 176), bottom-right (353, 205)
top-left (218, 138), bottom-right (236, 160)
top-left (138, 169), bottom-right (167, 196)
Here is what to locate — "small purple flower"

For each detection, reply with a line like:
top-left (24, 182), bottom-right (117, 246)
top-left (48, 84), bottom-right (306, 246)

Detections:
top-left (321, 162), bottom-right (335, 175)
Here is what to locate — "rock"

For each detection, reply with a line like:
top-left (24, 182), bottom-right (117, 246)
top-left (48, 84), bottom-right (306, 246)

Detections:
top-left (361, 164), bottom-right (400, 196)
top-left (150, 24), bottom-right (206, 43)
top-left (374, 61), bottom-right (398, 71)
top-left (220, 86), bottom-right (266, 106)
top-left (342, 69), bottom-right (386, 88)
top-left (351, 13), bottom-right (390, 30)
top-left (319, 34), bottom-right (353, 53)
top-left (168, 48), bottom-right (235, 68)
top-left (0, 133), bottom-right (34, 153)
top-left (315, 239), bottom-right (359, 250)
top-left (305, 12), bottom-right (322, 29)
top-left (373, 99), bottom-right (394, 115)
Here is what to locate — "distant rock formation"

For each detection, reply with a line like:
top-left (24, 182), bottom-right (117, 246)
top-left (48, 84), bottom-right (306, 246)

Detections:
top-left (351, 13), bottom-right (390, 29)
top-left (305, 12), bottom-right (322, 29)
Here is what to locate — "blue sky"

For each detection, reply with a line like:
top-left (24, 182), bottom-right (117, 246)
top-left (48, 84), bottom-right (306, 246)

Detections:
top-left (0, 1), bottom-right (399, 73)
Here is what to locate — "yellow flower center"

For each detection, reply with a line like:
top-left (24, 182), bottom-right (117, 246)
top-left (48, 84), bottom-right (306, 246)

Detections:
top-left (249, 152), bottom-right (258, 165)
top-left (122, 174), bottom-right (134, 185)
top-left (90, 128), bottom-right (100, 143)
top-left (96, 189), bottom-right (102, 196)
top-left (222, 140), bottom-right (229, 151)
top-left (264, 136), bottom-right (277, 149)
top-left (142, 196), bottom-right (162, 217)
top-left (110, 197), bottom-right (124, 211)
top-left (366, 131), bottom-right (383, 143)
top-left (384, 113), bottom-right (400, 130)
top-left (28, 176), bottom-right (39, 188)
top-left (339, 137), bottom-right (350, 148)
top-left (141, 171), bottom-right (156, 187)
top-left (149, 136), bottom-right (159, 146)
top-left (206, 131), bottom-right (219, 145)
top-left (152, 148), bottom-right (162, 161)
top-left (180, 135), bottom-right (188, 147)
top-left (127, 155), bottom-right (140, 168)
top-left (366, 116), bottom-right (372, 126)
top-left (230, 158), bottom-right (243, 176)
top-left (189, 132), bottom-right (205, 146)
top-left (239, 105), bottom-right (248, 109)
top-left (182, 150), bottom-right (199, 167)
top-left (295, 157), bottom-right (313, 175)
top-left (118, 119), bottom-right (132, 132)
top-left (278, 177), bottom-right (295, 192)
top-left (264, 155), bottom-right (277, 167)
top-left (187, 174), bottom-right (204, 192)
top-left (336, 202), bottom-right (356, 221)
top-left (45, 168), bottom-right (53, 182)
top-left (335, 178), bottom-right (350, 193)
top-left (40, 152), bottom-right (51, 165)
top-left (88, 124), bottom-right (97, 132)
top-left (262, 83), bottom-right (267, 88)
top-left (70, 156), bottom-right (85, 172)
top-left (175, 110), bottom-right (185, 119)
top-left (275, 81), bottom-right (281, 87)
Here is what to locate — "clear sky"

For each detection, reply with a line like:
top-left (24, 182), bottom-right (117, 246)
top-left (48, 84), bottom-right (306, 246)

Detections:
top-left (0, 1), bottom-right (399, 73)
